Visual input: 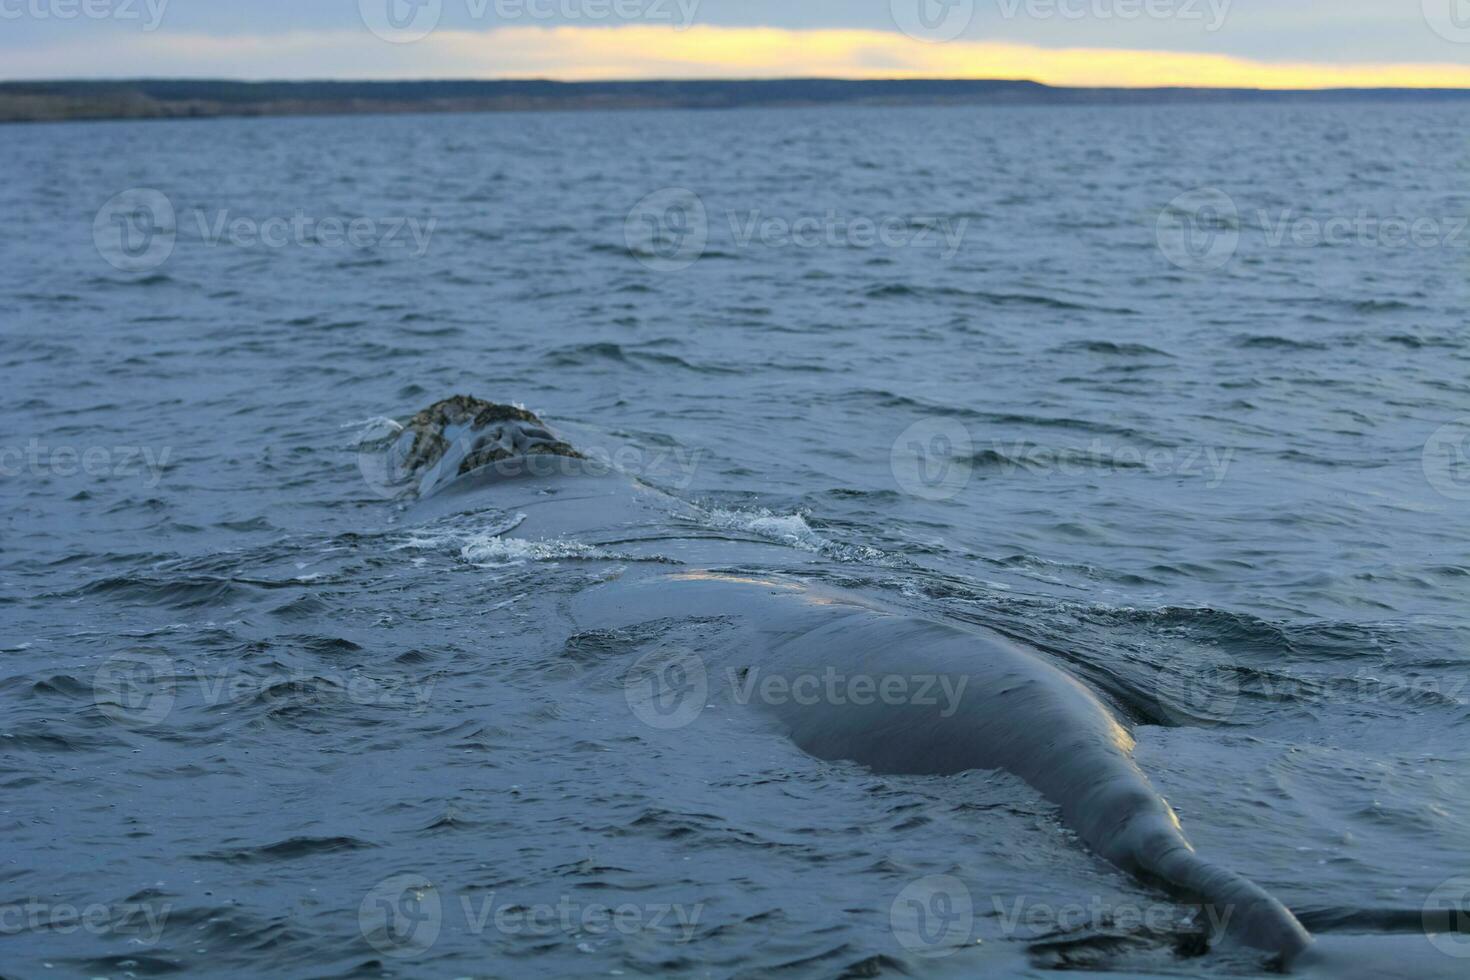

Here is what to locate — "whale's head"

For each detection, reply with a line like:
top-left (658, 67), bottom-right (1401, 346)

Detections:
top-left (368, 395), bottom-right (583, 498)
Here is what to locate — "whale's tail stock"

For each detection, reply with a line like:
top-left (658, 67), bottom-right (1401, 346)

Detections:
top-left (1119, 812), bottom-right (1314, 965)
top-left (1036, 739), bottom-right (1314, 968)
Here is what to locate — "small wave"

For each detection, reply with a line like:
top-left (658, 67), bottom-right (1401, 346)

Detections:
top-left (95, 272), bottom-right (175, 288)
top-left (1234, 335), bottom-right (1330, 351)
top-left (1349, 299), bottom-right (1416, 314)
top-left (1383, 333), bottom-right (1463, 349)
top-left (862, 283), bottom-right (1137, 313)
top-left (540, 342), bottom-right (735, 375)
top-left (967, 445), bottom-right (1149, 473)
top-left (1055, 340), bottom-right (1174, 358)
top-left (71, 575), bottom-right (254, 608)
top-left (193, 835), bottom-right (374, 864)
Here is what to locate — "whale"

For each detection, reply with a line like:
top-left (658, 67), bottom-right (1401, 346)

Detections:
top-left (364, 396), bottom-right (1465, 975)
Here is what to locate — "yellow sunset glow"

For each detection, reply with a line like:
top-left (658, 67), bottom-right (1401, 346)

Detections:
top-left (437, 25), bottom-right (1470, 89)
top-left (19, 24), bottom-right (1470, 89)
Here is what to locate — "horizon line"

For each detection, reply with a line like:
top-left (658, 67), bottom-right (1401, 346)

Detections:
top-left (10, 76), bottom-right (1470, 92)
top-left (7, 25), bottom-right (1470, 91)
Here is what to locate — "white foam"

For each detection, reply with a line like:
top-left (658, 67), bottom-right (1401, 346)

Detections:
top-left (342, 415), bottom-right (403, 437)
top-left (392, 513), bottom-right (528, 553)
top-left (703, 507), bottom-right (821, 549)
top-left (459, 535), bottom-right (615, 567)
top-left (391, 512), bottom-right (627, 567)
top-left (700, 507), bottom-right (887, 563)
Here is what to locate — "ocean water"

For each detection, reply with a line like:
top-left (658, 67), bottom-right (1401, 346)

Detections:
top-left (1, 102), bottom-right (1468, 978)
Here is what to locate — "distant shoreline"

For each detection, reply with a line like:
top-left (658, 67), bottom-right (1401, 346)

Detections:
top-left (5, 78), bottom-right (1470, 124)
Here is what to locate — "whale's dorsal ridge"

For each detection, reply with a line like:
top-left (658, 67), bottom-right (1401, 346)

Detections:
top-left (394, 395), bottom-right (583, 497)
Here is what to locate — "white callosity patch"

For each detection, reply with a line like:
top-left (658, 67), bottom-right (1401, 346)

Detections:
top-left (402, 417), bottom-right (573, 498)
top-left (354, 397), bottom-right (580, 500)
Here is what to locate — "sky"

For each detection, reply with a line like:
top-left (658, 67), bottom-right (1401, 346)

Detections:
top-left (2, 0), bottom-right (1470, 88)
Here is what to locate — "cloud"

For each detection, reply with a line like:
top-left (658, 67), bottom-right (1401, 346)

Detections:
top-left (5, 25), bottom-right (1470, 88)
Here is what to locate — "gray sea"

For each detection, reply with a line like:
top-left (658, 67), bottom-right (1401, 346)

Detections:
top-left (2, 102), bottom-right (1468, 978)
